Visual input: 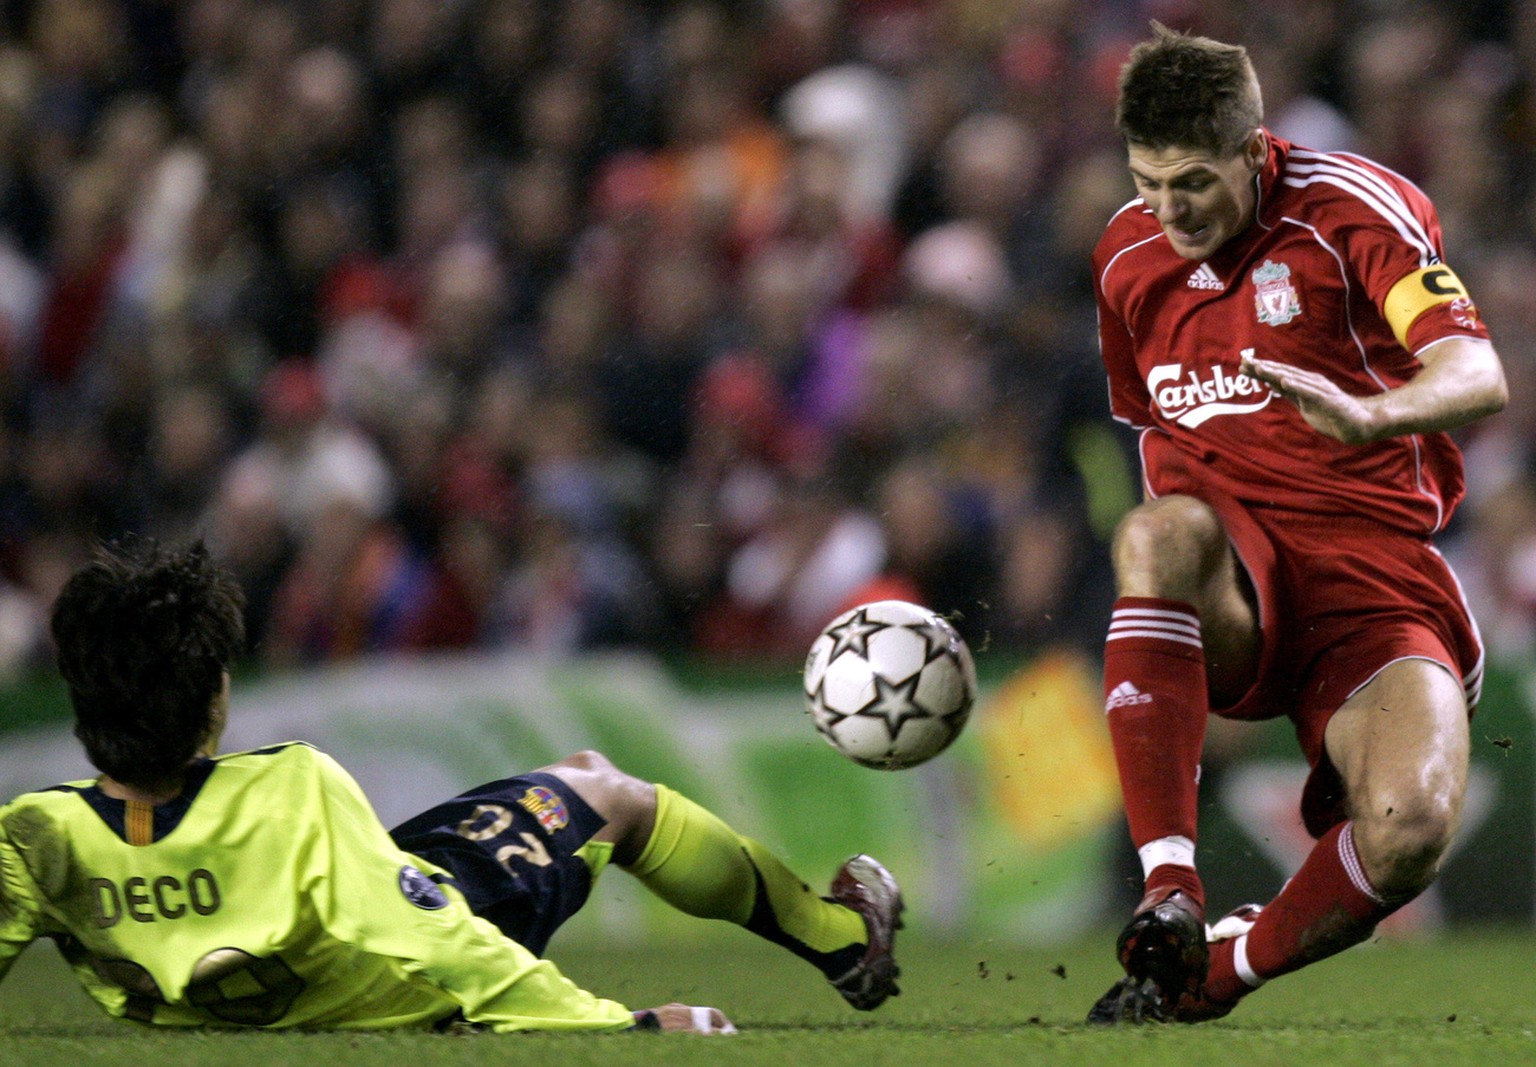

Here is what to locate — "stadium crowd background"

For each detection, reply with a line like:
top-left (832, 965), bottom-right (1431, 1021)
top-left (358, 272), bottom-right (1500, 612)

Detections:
top-left (0, 0), bottom-right (1529, 675)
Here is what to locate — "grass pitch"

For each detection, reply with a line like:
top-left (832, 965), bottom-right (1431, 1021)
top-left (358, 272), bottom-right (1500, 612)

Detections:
top-left (4, 928), bottom-right (1533, 1067)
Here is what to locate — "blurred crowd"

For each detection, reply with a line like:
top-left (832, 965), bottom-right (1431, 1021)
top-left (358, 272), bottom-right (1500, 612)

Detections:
top-left (0, 0), bottom-right (1531, 674)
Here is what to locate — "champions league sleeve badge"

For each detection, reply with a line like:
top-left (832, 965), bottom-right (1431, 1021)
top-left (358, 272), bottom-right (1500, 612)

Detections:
top-left (399, 865), bottom-right (449, 910)
top-left (1253, 260), bottom-right (1302, 326)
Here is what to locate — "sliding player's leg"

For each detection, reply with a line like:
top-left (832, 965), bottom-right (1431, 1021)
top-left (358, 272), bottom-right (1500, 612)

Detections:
top-left (1089, 494), bottom-right (1261, 1023)
top-left (388, 757), bottom-right (619, 958)
top-left (391, 750), bottom-right (901, 1008)
top-left (1189, 658), bottom-right (1469, 1018)
top-left (533, 751), bottom-right (903, 1011)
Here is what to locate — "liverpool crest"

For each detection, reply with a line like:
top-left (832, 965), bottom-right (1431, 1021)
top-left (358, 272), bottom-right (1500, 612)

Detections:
top-left (1252, 260), bottom-right (1301, 326)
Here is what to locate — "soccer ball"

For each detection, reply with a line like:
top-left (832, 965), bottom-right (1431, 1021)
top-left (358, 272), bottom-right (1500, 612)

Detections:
top-left (803, 600), bottom-right (977, 770)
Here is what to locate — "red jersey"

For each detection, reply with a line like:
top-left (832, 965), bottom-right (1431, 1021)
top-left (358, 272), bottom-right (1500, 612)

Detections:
top-left (1094, 133), bottom-right (1493, 535)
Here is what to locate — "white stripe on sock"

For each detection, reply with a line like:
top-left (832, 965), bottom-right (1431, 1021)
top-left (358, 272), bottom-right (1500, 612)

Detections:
top-left (1113, 607), bottom-right (1200, 625)
top-left (1108, 605), bottom-right (1203, 648)
top-left (1232, 933), bottom-right (1266, 989)
top-left (1110, 622), bottom-right (1200, 638)
top-left (1106, 628), bottom-right (1205, 647)
top-left (1138, 835), bottom-right (1196, 878)
top-left (1338, 822), bottom-right (1386, 904)
top-left (1111, 614), bottom-right (1200, 627)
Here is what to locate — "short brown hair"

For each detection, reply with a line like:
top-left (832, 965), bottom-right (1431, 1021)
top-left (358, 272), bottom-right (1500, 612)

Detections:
top-left (1115, 23), bottom-right (1263, 158)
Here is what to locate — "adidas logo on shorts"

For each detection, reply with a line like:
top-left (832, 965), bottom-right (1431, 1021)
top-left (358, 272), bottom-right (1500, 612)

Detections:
top-left (1105, 681), bottom-right (1154, 711)
top-left (1187, 262), bottom-right (1224, 290)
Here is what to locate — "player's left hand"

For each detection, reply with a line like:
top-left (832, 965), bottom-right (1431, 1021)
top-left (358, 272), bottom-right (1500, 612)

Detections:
top-left (1240, 351), bottom-right (1380, 444)
top-left (632, 1003), bottom-right (738, 1034)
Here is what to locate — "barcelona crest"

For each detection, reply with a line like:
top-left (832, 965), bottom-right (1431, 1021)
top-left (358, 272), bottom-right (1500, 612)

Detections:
top-left (517, 786), bottom-right (570, 832)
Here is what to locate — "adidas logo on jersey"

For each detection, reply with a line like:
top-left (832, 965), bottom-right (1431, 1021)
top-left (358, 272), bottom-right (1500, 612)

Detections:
top-left (1187, 263), bottom-right (1224, 290)
top-left (1105, 681), bottom-right (1154, 711)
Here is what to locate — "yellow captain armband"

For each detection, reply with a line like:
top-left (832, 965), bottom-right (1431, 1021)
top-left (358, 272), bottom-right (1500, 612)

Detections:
top-left (1383, 265), bottom-right (1471, 349)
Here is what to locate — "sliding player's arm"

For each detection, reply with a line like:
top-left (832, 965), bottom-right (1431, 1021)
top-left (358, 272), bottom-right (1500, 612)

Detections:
top-left (311, 752), bottom-right (638, 1033)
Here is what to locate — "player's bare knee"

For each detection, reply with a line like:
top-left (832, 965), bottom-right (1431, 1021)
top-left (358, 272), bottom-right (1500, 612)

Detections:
top-left (546, 749), bottom-right (616, 775)
top-left (1353, 793), bottom-right (1460, 896)
top-left (543, 751), bottom-right (657, 829)
top-left (1112, 496), bottom-right (1226, 598)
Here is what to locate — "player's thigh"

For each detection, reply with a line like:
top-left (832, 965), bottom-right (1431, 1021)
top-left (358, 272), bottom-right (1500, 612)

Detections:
top-left (390, 771), bottom-right (614, 954)
top-left (1113, 495), bottom-right (1260, 701)
top-left (534, 751), bottom-right (657, 862)
top-left (1199, 543), bottom-right (1261, 705)
top-left (1324, 657), bottom-right (1470, 845)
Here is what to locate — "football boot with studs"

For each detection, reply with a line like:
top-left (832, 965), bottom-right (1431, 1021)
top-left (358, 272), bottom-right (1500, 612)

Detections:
top-left (826, 854), bottom-right (904, 1011)
top-left (1086, 886), bottom-right (1208, 1025)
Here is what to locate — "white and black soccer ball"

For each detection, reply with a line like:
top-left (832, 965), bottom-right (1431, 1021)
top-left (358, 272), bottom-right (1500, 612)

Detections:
top-left (803, 600), bottom-right (977, 770)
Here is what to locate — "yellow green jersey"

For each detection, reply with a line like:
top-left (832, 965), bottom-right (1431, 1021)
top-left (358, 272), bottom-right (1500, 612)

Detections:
top-left (0, 742), bottom-right (633, 1032)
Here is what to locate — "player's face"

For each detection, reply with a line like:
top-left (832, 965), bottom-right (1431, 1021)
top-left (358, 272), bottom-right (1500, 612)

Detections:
top-left (203, 671), bottom-right (231, 756)
top-left (1126, 134), bottom-right (1265, 260)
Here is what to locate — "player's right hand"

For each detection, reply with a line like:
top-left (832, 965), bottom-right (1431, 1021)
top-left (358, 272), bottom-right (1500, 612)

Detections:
top-left (632, 1003), bottom-right (738, 1034)
top-left (1240, 351), bottom-right (1379, 443)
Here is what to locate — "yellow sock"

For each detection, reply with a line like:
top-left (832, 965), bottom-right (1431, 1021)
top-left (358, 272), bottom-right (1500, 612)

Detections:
top-left (628, 785), bottom-right (867, 965)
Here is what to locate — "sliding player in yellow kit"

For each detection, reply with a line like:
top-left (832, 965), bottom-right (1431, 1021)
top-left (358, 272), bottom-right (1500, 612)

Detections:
top-left (0, 541), bottom-right (901, 1034)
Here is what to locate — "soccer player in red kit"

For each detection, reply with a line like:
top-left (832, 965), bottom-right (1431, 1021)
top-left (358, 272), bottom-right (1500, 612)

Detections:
top-left (1086, 25), bottom-right (1509, 1024)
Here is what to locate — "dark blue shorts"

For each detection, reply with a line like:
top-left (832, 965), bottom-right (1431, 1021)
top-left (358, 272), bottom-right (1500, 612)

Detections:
top-left (390, 772), bottom-right (609, 956)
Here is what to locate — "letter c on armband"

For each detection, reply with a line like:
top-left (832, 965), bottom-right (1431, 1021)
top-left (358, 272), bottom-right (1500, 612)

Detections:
top-left (1383, 265), bottom-right (1473, 348)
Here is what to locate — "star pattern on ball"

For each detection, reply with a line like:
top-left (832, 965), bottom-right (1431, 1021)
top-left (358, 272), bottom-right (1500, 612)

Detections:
top-left (823, 607), bottom-right (890, 661)
top-left (905, 616), bottom-right (959, 664)
top-left (806, 675), bottom-right (842, 737)
top-left (858, 670), bottom-right (930, 740)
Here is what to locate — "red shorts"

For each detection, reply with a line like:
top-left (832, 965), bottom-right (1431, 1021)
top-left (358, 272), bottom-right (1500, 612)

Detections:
top-left (1187, 494), bottom-right (1483, 836)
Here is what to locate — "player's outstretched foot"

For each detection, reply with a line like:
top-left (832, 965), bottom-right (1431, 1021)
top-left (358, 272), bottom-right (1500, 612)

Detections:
top-left (1086, 976), bottom-right (1170, 1025)
top-left (1171, 902), bottom-right (1263, 1023)
top-left (1085, 886), bottom-right (1208, 1025)
top-left (1170, 986), bottom-right (1239, 1023)
top-left (826, 854), bottom-right (904, 1010)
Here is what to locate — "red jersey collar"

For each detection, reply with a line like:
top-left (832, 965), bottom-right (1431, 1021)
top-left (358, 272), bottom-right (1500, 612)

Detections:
top-left (1252, 129), bottom-right (1293, 232)
top-left (1210, 128), bottom-right (1291, 267)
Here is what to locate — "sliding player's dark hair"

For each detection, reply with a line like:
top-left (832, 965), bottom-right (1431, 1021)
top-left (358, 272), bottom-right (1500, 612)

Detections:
top-left (1116, 22), bottom-right (1263, 157)
top-left (51, 540), bottom-right (245, 789)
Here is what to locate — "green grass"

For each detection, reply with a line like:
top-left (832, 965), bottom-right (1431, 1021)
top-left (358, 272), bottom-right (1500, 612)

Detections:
top-left (5, 929), bottom-right (1534, 1067)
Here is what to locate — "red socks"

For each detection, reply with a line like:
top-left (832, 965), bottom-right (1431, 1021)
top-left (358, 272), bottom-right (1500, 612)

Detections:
top-left (1105, 597), bottom-right (1412, 1011)
top-left (1104, 597), bottom-right (1208, 895)
top-left (1144, 862), bottom-right (1206, 913)
top-left (1204, 821), bottom-right (1402, 1004)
